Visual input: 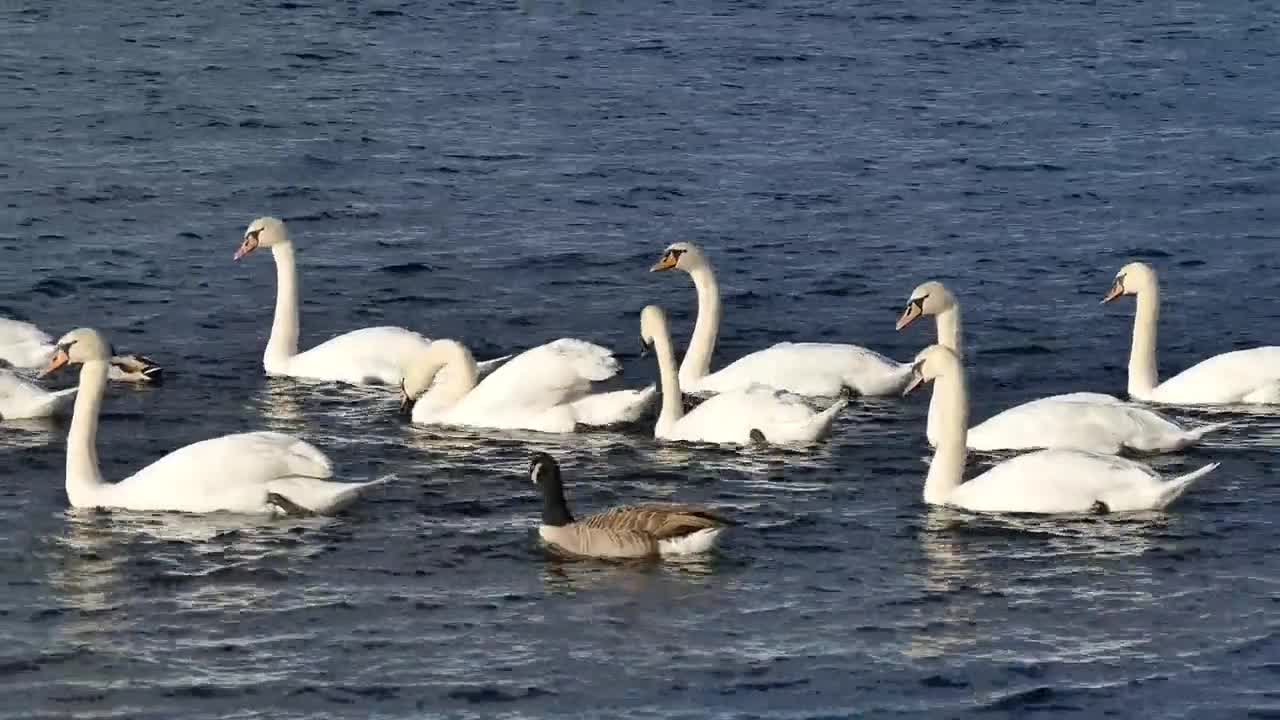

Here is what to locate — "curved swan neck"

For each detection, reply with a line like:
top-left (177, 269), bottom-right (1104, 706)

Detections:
top-left (409, 341), bottom-right (478, 408)
top-left (680, 263), bottom-right (721, 386)
top-left (925, 306), bottom-right (962, 446)
top-left (925, 358), bottom-right (969, 506)
top-left (935, 306), bottom-right (963, 358)
top-left (266, 242), bottom-right (300, 371)
top-left (650, 318), bottom-right (686, 433)
top-left (1128, 282), bottom-right (1160, 399)
top-left (67, 360), bottom-right (109, 507)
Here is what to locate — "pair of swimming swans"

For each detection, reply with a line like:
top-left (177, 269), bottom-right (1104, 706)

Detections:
top-left (395, 305), bottom-right (844, 444)
top-left (0, 317), bottom-right (160, 420)
top-left (907, 344), bottom-right (1218, 513)
top-left (41, 328), bottom-right (384, 515)
top-left (896, 278), bottom-right (1227, 455)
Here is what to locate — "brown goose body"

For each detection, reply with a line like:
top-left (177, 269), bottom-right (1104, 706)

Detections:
top-left (529, 455), bottom-right (731, 559)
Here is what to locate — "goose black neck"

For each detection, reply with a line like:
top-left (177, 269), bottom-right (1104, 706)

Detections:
top-left (540, 480), bottom-right (574, 527)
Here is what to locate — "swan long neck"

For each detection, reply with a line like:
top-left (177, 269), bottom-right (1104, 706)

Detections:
top-left (651, 318), bottom-right (686, 434)
top-left (680, 263), bottom-right (721, 386)
top-left (924, 358), bottom-right (969, 506)
top-left (409, 341), bottom-right (478, 409)
top-left (1128, 282), bottom-right (1160, 399)
top-left (66, 360), bottom-right (109, 507)
top-left (925, 306), bottom-right (963, 446)
top-left (266, 242), bottom-right (301, 371)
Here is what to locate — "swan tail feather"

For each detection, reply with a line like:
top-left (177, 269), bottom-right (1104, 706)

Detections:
top-left (807, 396), bottom-right (849, 440)
top-left (19, 387), bottom-right (78, 419)
top-left (475, 354), bottom-right (513, 377)
top-left (1184, 421), bottom-right (1232, 443)
top-left (570, 385), bottom-right (657, 426)
top-left (1155, 462), bottom-right (1218, 509)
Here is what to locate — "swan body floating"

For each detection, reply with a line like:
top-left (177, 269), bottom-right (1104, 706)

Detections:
top-left (0, 370), bottom-right (76, 420)
top-left (42, 328), bottom-right (385, 515)
top-left (651, 243), bottom-right (910, 397)
top-left (640, 304), bottom-right (846, 445)
top-left (235, 217), bottom-right (507, 386)
top-left (401, 338), bottom-right (655, 433)
top-left (906, 344), bottom-right (1218, 514)
top-left (530, 453), bottom-right (730, 558)
top-left (1105, 262), bottom-right (1280, 404)
top-left (1, 317), bottom-right (161, 382)
top-left (897, 281), bottom-right (1226, 454)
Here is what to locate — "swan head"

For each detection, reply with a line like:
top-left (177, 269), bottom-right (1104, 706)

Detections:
top-left (1102, 262), bottom-right (1157, 303)
top-left (650, 242), bottom-right (706, 273)
top-left (639, 304), bottom-right (668, 352)
top-left (400, 340), bottom-right (474, 413)
top-left (896, 281), bottom-right (956, 330)
top-left (903, 344), bottom-right (961, 396)
top-left (235, 216), bottom-right (289, 260)
top-left (38, 328), bottom-right (112, 377)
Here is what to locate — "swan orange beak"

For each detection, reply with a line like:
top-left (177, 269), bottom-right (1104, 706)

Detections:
top-left (234, 234), bottom-right (260, 261)
top-left (895, 300), bottom-right (923, 331)
top-left (1101, 278), bottom-right (1125, 304)
top-left (39, 349), bottom-right (70, 378)
top-left (650, 252), bottom-right (678, 272)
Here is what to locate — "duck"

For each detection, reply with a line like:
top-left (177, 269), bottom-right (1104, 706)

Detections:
top-left (640, 304), bottom-right (846, 445)
top-left (529, 452), bottom-right (731, 558)
top-left (896, 280), bottom-right (1226, 454)
top-left (1104, 261), bottom-right (1280, 404)
top-left (400, 338), bottom-right (655, 433)
top-left (1, 317), bottom-right (161, 382)
top-left (649, 243), bottom-right (910, 397)
top-left (234, 217), bottom-right (507, 386)
top-left (905, 344), bottom-right (1218, 514)
top-left (41, 328), bottom-right (385, 515)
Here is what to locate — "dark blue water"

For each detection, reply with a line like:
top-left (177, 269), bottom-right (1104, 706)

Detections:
top-left (3, 0), bottom-right (1280, 717)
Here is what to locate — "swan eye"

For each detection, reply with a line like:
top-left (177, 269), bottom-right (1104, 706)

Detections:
top-left (910, 359), bottom-right (924, 377)
top-left (911, 295), bottom-right (927, 310)
top-left (669, 249), bottom-right (685, 262)
top-left (246, 229), bottom-right (261, 240)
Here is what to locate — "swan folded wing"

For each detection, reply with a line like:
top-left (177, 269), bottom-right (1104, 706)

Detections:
top-left (567, 385), bottom-right (656, 426)
top-left (0, 318), bottom-right (54, 369)
top-left (265, 476), bottom-right (385, 515)
top-left (112, 432), bottom-right (335, 512)
top-left (952, 450), bottom-right (1165, 513)
top-left (704, 343), bottom-right (906, 397)
top-left (1151, 346), bottom-right (1280, 404)
top-left (461, 339), bottom-right (621, 412)
top-left (287, 326), bottom-right (433, 385)
top-left (968, 397), bottom-right (1182, 453)
top-left (668, 388), bottom-right (826, 443)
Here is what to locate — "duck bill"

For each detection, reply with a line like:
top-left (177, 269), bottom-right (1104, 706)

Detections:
top-left (895, 304), bottom-right (922, 331)
top-left (39, 349), bottom-right (70, 378)
top-left (1101, 280), bottom-right (1124, 304)
top-left (649, 255), bottom-right (677, 272)
top-left (233, 235), bottom-right (259, 261)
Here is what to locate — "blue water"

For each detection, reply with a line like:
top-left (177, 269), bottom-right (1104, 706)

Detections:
top-left (2, 0), bottom-right (1280, 717)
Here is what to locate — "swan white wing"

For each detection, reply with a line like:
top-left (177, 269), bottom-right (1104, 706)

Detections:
top-left (0, 318), bottom-right (54, 369)
top-left (569, 385), bottom-right (657, 426)
top-left (968, 396), bottom-right (1192, 454)
top-left (665, 388), bottom-right (842, 444)
top-left (1149, 347), bottom-right (1280, 404)
top-left (282, 326), bottom-right (433, 385)
top-left (0, 371), bottom-right (76, 419)
top-left (106, 432), bottom-right (335, 513)
top-left (950, 450), bottom-right (1172, 513)
top-left (456, 339), bottom-right (620, 413)
top-left (694, 342), bottom-right (909, 397)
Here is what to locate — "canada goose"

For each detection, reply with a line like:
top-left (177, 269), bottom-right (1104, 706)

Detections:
top-left (529, 452), bottom-right (731, 558)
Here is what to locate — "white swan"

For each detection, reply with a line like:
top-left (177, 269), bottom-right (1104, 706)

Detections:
top-left (42, 328), bottom-right (385, 514)
top-left (650, 243), bottom-right (910, 397)
top-left (1104, 261), bottom-right (1280, 404)
top-left (0, 370), bottom-right (76, 420)
top-left (640, 304), bottom-right (846, 445)
top-left (401, 338), bottom-right (656, 433)
top-left (897, 281), bottom-right (1226, 454)
top-left (1, 317), bottom-right (161, 382)
top-left (905, 344), bottom-right (1218, 514)
top-left (235, 217), bottom-right (507, 386)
